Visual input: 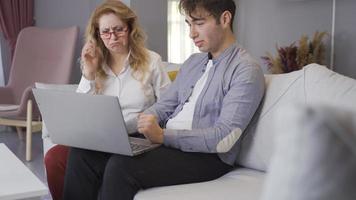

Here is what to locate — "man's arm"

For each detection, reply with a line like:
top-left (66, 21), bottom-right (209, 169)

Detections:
top-left (144, 68), bottom-right (181, 124)
top-left (140, 65), bottom-right (265, 153)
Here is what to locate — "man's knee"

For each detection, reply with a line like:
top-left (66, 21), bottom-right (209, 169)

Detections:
top-left (105, 155), bottom-right (133, 172)
top-left (103, 155), bottom-right (141, 189)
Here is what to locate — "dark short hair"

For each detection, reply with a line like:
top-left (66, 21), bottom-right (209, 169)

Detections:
top-left (179, 0), bottom-right (236, 31)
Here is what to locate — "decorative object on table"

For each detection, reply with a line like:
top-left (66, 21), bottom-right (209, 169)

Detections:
top-left (262, 31), bottom-right (328, 74)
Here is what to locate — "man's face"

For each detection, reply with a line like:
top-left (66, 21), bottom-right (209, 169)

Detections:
top-left (185, 9), bottom-right (224, 55)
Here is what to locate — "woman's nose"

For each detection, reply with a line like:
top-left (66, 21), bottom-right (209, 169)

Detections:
top-left (111, 32), bottom-right (119, 40)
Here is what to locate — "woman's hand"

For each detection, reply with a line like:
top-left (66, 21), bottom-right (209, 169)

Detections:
top-left (81, 40), bottom-right (99, 80)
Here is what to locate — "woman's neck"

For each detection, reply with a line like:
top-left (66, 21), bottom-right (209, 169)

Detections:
top-left (109, 52), bottom-right (129, 75)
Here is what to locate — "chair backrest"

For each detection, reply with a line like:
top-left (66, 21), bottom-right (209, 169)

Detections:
top-left (7, 26), bottom-right (79, 104)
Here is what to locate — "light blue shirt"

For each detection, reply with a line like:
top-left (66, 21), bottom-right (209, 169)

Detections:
top-left (145, 43), bottom-right (265, 165)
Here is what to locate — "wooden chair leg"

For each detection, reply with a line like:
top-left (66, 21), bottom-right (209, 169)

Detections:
top-left (16, 127), bottom-right (25, 140)
top-left (26, 100), bottom-right (32, 161)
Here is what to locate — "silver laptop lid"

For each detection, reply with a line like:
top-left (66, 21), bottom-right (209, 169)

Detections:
top-left (33, 88), bottom-right (134, 156)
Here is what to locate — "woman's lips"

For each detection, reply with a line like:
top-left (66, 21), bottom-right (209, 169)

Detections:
top-left (109, 43), bottom-right (120, 48)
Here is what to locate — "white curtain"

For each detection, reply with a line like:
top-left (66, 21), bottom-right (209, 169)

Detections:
top-left (167, 0), bottom-right (198, 63)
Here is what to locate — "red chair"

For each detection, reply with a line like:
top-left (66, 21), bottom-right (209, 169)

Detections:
top-left (0, 26), bottom-right (79, 161)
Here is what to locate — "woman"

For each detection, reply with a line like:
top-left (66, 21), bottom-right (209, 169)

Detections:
top-left (44, 1), bottom-right (170, 199)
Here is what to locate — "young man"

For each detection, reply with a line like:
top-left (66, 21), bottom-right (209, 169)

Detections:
top-left (63, 0), bottom-right (265, 199)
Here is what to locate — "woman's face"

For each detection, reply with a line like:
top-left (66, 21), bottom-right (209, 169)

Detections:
top-left (98, 13), bottom-right (129, 54)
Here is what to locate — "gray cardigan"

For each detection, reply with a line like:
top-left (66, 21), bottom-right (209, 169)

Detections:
top-left (145, 43), bottom-right (265, 165)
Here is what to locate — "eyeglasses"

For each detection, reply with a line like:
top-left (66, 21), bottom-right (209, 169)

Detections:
top-left (99, 26), bottom-right (128, 39)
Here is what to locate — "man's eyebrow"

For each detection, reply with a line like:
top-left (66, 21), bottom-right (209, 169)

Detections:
top-left (185, 17), bottom-right (205, 24)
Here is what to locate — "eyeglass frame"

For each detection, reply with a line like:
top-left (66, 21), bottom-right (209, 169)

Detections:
top-left (98, 26), bottom-right (129, 39)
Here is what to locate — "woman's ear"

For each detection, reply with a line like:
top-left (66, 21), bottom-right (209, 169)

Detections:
top-left (220, 11), bottom-right (232, 29)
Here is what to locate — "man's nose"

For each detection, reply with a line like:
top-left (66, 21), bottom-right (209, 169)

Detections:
top-left (189, 26), bottom-right (198, 39)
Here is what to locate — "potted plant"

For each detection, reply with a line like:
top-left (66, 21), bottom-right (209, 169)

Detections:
top-left (262, 31), bottom-right (328, 74)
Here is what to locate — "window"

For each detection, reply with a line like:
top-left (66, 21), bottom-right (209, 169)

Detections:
top-left (167, 0), bottom-right (198, 63)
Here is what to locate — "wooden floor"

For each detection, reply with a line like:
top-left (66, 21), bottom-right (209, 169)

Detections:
top-left (0, 126), bottom-right (52, 200)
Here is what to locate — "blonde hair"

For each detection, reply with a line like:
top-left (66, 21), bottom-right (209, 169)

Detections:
top-left (84, 0), bottom-right (149, 93)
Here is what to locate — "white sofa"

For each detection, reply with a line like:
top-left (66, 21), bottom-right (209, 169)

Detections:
top-left (41, 64), bottom-right (356, 199)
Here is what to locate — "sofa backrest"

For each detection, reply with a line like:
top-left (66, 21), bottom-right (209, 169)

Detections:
top-left (236, 64), bottom-right (356, 171)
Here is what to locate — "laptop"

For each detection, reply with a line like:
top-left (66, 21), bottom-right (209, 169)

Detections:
top-left (32, 88), bottom-right (160, 156)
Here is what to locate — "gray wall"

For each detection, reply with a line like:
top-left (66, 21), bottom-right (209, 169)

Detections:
top-left (34, 0), bottom-right (104, 83)
top-left (1, 0), bottom-right (355, 83)
top-left (334, 0), bottom-right (356, 78)
top-left (235, 0), bottom-right (333, 72)
top-left (131, 0), bottom-right (168, 61)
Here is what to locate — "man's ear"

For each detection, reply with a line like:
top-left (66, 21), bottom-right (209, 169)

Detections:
top-left (220, 11), bottom-right (232, 29)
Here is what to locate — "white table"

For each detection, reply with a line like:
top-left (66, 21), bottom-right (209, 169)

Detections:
top-left (0, 143), bottom-right (48, 200)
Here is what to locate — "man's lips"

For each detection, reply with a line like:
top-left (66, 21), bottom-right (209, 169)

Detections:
top-left (194, 40), bottom-right (203, 47)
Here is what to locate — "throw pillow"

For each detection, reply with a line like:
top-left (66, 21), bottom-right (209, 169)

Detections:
top-left (260, 104), bottom-right (356, 200)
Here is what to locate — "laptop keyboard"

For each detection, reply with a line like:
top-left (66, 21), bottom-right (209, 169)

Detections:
top-left (129, 137), bottom-right (159, 153)
top-left (130, 142), bottom-right (146, 151)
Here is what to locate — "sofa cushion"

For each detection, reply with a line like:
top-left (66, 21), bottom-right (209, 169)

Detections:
top-left (237, 64), bottom-right (356, 171)
top-left (236, 68), bottom-right (305, 171)
top-left (304, 65), bottom-right (356, 109)
top-left (162, 62), bottom-right (180, 81)
top-left (260, 105), bottom-right (356, 200)
top-left (134, 168), bottom-right (265, 200)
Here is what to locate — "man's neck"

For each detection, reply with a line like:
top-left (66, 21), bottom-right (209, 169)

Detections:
top-left (211, 32), bottom-right (236, 59)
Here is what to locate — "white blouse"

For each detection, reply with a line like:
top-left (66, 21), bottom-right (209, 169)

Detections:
top-left (77, 50), bottom-right (171, 133)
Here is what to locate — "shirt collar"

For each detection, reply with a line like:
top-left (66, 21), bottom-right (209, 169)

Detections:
top-left (209, 42), bottom-right (240, 64)
top-left (103, 50), bottom-right (131, 76)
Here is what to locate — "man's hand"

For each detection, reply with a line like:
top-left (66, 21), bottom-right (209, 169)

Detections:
top-left (137, 114), bottom-right (164, 144)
